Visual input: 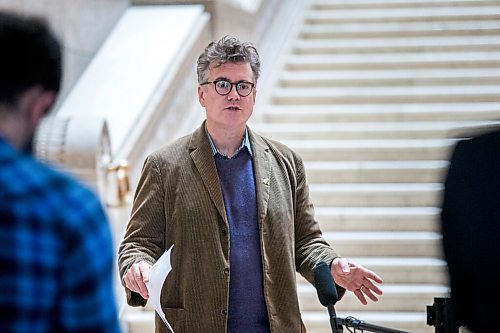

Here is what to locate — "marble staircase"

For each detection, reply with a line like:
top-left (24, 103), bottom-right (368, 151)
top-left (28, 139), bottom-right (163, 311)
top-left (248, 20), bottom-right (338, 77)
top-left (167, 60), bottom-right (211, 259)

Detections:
top-left (254, 0), bottom-right (500, 332)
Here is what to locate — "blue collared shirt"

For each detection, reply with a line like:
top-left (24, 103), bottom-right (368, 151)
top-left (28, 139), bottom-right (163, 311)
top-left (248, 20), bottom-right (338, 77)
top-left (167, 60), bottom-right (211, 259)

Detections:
top-left (0, 137), bottom-right (120, 333)
top-left (205, 126), bottom-right (253, 160)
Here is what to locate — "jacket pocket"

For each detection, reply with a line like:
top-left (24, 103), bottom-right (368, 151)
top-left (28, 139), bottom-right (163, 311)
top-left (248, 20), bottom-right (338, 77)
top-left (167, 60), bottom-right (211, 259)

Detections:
top-left (162, 307), bottom-right (186, 333)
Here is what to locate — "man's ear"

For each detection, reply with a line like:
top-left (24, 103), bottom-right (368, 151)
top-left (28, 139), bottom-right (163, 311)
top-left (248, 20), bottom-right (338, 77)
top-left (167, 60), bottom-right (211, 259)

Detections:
top-left (198, 85), bottom-right (206, 107)
top-left (7, 87), bottom-right (57, 151)
top-left (28, 89), bottom-right (57, 128)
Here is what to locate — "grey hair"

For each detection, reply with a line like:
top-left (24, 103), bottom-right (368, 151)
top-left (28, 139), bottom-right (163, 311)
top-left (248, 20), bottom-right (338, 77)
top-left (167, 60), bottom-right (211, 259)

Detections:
top-left (197, 35), bottom-right (261, 84)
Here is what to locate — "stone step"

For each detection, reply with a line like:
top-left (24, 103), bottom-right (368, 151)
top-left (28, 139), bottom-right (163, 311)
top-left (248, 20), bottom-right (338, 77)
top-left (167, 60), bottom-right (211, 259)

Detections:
top-left (254, 121), bottom-right (500, 140)
top-left (258, 0), bottom-right (483, 331)
top-left (298, 283), bottom-right (448, 312)
top-left (311, 0), bottom-right (500, 10)
top-left (272, 85), bottom-right (500, 104)
top-left (309, 183), bottom-right (442, 207)
top-left (293, 35), bottom-right (500, 54)
top-left (315, 206), bottom-right (440, 232)
top-left (297, 257), bottom-right (447, 285)
top-left (305, 6), bottom-right (500, 24)
top-left (281, 139), bottom-right (457, 161)
top-left (304, 161), bottom-right (448, 183)
top-left (322, 231), bottom-right (443, 257)
top-left (260, 103), bottom-right (500, 123)
top-left (300, 20), bottom-right (500, 39)
top-left (279, 68), bottom-right (500, 87)
top-left (303, 311), bottom-right (432, 333)
top-left (285, 52), bottom-right (500, 70)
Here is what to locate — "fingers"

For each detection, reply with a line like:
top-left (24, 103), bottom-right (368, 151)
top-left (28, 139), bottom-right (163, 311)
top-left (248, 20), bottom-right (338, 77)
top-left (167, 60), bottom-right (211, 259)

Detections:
top-left (359, 284), bottom-right (379, 302)
top-left (361, 277), bottom-right (383, 296)
top-left (353, 288), bottom-right (367, 305)
top-left (361, 267), bottom-right (383, 284)
top-left (331, 257), bottom-right (384, 305)
top-left (123, 261), bottom-right (151, 299)
top-left (124, 268), bottom-right (143, 297)
top-left (139, 261), bottom-right (150, 284)
top-left (349, 261), bottom-right (383, 284)
top-left (123, 273), bottom-right (138, 294)
top-left (353, 279), bottom-right (381, 303)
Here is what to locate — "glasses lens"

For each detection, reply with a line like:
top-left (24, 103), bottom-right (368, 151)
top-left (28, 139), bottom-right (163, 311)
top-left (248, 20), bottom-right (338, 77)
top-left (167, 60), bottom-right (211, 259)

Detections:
top-left (236, 82), bottom-right (252, 96)
top-left (215, 80), bottom-right (231, 95)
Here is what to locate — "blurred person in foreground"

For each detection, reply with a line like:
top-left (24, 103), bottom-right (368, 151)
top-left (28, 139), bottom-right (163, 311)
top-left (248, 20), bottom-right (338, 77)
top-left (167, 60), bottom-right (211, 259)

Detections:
top-left (119, 35), bottom-right (383, 333)
top-left (0, 11), bottom-right (120, 333)
top-left (441, 129), bottom-right (500, 333)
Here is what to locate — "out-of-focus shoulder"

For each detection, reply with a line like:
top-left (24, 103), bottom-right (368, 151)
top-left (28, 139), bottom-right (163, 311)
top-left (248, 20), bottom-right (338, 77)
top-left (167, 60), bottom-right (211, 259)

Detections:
top-left (468, 128), bottom-right (500, 145)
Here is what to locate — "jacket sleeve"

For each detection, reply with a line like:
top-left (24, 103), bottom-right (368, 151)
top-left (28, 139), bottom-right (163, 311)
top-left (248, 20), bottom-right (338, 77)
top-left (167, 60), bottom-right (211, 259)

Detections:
top-left (291, 151), bottom-right (346, 299)
top-left (118, 154), bottom-right (166, 307)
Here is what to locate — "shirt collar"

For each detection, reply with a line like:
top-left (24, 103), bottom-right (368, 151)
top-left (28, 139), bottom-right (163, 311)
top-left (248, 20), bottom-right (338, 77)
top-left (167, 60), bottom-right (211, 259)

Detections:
top-left (205, 125), bottom-right (253, 160)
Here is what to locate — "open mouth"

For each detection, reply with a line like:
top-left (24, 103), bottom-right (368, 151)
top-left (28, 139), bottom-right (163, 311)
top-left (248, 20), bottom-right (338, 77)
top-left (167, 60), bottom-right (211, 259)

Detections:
top-left (225, 106), bottom-right (241, 111)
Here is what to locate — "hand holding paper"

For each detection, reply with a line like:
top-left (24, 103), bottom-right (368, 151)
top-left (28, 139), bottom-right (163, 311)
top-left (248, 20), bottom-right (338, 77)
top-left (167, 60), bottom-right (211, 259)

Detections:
top-left (146, 246), bottom-right (174, 332)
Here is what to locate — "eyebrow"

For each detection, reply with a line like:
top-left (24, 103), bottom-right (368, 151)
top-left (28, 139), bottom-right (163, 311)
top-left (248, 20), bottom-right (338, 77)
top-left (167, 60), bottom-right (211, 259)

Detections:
top-left (213, 77), bottom-right (252, 83)
top-left (213, 76), bottom-right (230, 82)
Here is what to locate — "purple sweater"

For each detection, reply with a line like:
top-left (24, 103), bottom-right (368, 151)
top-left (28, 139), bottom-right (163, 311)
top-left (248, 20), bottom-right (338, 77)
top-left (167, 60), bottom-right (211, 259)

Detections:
top-left (214, 149), bottom-right (270, 333)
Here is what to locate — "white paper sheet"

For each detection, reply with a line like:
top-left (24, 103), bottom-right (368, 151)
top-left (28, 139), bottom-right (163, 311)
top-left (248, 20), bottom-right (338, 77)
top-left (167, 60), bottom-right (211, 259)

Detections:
top-left (146, 246), bottom-right (174, 332)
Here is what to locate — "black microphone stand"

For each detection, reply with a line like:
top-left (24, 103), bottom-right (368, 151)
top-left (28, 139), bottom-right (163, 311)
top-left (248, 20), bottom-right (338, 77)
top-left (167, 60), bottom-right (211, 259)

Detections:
top-left (327, 304), bottom-right (343, 333)
top-left (326, 304), bottom-right (411, 333)
top-left (336, 315), bottom-right (411, 333)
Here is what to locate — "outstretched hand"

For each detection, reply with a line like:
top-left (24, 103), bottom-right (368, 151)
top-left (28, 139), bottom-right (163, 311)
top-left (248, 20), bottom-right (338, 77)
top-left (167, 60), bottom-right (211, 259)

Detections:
top-left (331, 257), bottom-right (383, 305)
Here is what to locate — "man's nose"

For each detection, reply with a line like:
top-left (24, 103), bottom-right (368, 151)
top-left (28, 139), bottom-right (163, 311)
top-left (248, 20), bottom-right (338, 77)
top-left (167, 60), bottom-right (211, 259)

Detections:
top-left (227, 85), bottom-right (241, 100)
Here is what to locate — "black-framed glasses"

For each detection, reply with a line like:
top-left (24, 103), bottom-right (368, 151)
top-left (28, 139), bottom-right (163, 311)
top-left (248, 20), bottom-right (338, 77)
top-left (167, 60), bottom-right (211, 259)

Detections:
top-left (201, 79), bottom-right (255, 97)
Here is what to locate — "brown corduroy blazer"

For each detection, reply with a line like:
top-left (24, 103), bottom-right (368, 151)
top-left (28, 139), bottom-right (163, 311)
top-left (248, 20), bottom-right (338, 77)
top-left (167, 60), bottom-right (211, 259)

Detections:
top-left (118, 122), bottom-right (344, 333)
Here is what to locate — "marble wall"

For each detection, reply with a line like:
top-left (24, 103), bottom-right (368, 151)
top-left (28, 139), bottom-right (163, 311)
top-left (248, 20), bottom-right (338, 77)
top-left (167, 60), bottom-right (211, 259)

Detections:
top-left (0, 0), bottom-right (130, 100)
top-left (130, 0), bottom-right (287, 46)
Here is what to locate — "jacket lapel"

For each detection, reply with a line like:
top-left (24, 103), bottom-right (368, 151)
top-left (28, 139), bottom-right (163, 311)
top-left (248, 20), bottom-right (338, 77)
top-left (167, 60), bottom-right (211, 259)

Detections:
top-left (250, 129), bottom-right (271, 222)
top-left (189, 123), bottom-right (228, 224)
